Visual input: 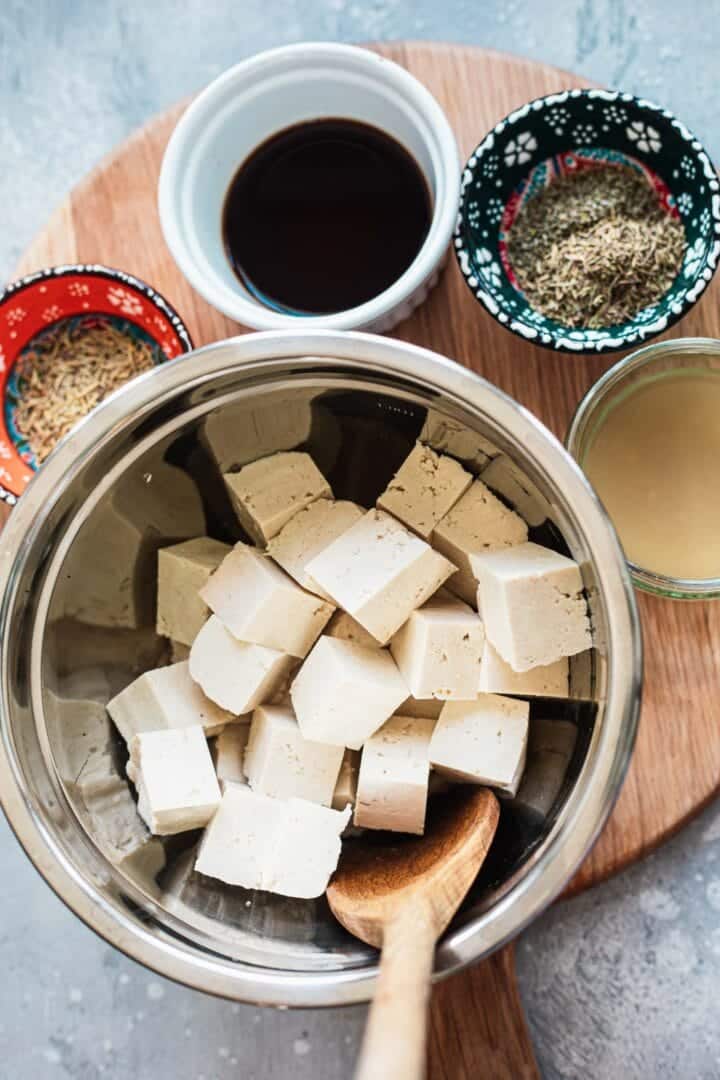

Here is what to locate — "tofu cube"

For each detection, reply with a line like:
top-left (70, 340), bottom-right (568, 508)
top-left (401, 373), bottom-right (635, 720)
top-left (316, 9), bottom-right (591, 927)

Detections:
top-left (195, 785), bottom-right (350, 898)
top-left (473, 542), bottom-right (591, 672)
top-left (290, 636), bottom-right (408, 749)
top-left (429, 694), bottom-right (529, 796)
top-left (157, 537), bottom-right (230, 646)
top-left (129, 727), bottom-right (221, 835)
top-left (355, 715), bottom-right (435, 834)
top-left (189, 615), bottom-right (294, 714)
top-left (267, 499), bottom-right (365, 600)
top-left (376, 442), bottom-right (472, 539)
top-left (420, 410), bottom-right (499, 471)
top-left (200, 542), bottom-right (333, 659)
top-left (325, 610), bottom-right (382, 651)
top-left (305, 509), bottom-right (455, 645)
top-left (213, 724), bottom-right (250, 787)
top-left (107, 661), bottom-right (234, 744)
top-left (332, 749), bottom-right (360, 811)
top-left (390, 592), bottom-right (484, 700)
top-left (431, 480), bottom-right (528, 606)
top-left (481, 454), bottom-right (550, 527)
top-left (224, 451), bottom-right (332, 544)
top-left (478, 640), bottom-right (569, 698)
top-left (244, 705), bottom-right (344, 805)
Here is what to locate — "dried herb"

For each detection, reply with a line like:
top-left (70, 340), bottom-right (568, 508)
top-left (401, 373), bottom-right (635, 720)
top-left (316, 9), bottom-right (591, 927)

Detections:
top-left (507, 165), bottom-right (686, 328)
top-left (13, 316), bottom-right (157, 463)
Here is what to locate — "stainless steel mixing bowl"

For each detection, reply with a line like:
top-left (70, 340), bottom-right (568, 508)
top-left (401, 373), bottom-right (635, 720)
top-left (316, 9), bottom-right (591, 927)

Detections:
top-left (0, 330), bottom-right (640, 1005)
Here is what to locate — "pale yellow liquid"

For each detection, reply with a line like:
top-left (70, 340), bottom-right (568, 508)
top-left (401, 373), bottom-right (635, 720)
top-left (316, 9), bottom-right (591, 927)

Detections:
top-left (583, 370), bottom-right (720, 580)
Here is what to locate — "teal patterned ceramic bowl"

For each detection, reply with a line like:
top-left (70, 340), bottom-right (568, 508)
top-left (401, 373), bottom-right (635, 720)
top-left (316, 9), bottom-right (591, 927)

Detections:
top-left (454, 89), bottom-right (720, 353)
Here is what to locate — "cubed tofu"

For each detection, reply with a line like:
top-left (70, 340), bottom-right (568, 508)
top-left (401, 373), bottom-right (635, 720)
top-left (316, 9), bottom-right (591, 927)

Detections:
top-left (325, 610), bottom-right (382, 651)
top-left (189, 615), bottom-right (294, 714)
top-left (419, 410), bottom-right (499, 472)
top-left (431, 480), bottom-right (528, 606)
top-left (355, 715), bottom-right (434, 834)
top-left (390, 592), bottom-right (484, 700)
top-left (59, 461), bottom-right (205, 629)
top-left (129, 727), bottom-right (221, 835)
top-left (305, 509), bottom-right (455, 644)
top-left (473, 542), bottom-right (591, 671)
top-left (244, 705), bottom-right (344, 805)
top-left (213, 724), bottom-right (250, 787)
top-left (107, 661), bottom-right (234, 744)
top-left (429, 694), bottom-right (529, 795)
top-left (157, 537), bottom-right (230, 646)
top-left (481, 454), bottom-right (550, 527)
top-left (376, 442), bottom-right (472, 539)
top-left (267, 499), bottom-right (365, 600)
top-left (200, 542), bottom-right (333, 659)
top-left (332, 749), bottom-right (360, 811)
top-left (290, 636), bottom-right (408, 749)
top-left (195, 785), bottom-right (350, 898)
top-left (478, 640), bottom-right (569, 698)
top-left (224, 451), bottom-right (332, 544)
top-left (201, 397), bottom-right (313, 472)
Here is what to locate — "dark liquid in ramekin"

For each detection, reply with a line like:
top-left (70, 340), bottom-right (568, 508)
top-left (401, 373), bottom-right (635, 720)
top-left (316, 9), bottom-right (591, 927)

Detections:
top-left (222, 118), bottom-right (432, 315)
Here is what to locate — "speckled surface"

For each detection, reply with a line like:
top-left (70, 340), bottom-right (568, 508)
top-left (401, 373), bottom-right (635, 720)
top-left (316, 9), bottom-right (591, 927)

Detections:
top-left (1, 2), bottom-right (719, 1077)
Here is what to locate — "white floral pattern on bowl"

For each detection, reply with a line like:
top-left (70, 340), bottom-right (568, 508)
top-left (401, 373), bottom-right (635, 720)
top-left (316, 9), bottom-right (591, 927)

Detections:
top-left (454, 87), bottom-right (720, 354)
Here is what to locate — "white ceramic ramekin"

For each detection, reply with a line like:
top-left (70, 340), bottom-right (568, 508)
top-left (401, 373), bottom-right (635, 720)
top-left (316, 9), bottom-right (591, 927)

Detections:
top-left (158, 43), bottom-right (460, 333)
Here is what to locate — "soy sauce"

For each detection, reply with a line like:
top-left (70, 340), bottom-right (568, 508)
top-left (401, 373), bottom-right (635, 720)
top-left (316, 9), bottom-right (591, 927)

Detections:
top-left (222, 118), bottom-right (432, 315)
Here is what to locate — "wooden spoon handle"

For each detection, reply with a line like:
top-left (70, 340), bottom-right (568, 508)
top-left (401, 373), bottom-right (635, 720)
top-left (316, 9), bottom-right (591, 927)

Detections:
top-left (428, 944), bottom-right (540, 1080)
top-left (355, 904), bottom-right (438, 1080)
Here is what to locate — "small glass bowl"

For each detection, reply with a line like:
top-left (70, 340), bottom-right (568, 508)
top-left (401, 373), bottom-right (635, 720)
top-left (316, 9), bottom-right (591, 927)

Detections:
top-left (566, 337), bottom-right (720, 599)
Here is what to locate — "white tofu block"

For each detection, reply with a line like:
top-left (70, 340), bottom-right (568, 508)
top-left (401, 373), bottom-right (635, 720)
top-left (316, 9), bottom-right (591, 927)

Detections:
top-left (390, 592), bottom-right (484, 700)
top-left (244, 705), bottom-right (344, 806)
top-left (290, 636), bottom-right (408, 749)
top-left (473, 542), bottom-right (591, 672)
top-left (267, 499), bottom-right (365, 600)
top-left (431, 480), bottom-right (528, 606)
top-left (355, 715), bottom-right (434, 835)
top-left (305, 509), bottom-right (455, 645)
top-left (107, 661), bottom-right (234, 744)
top-left (60, 461), bottom-right (205, 629)
top-left (479, 640), bottom-right (569, 698)
top-left (332, 749), bottom-right (360, 811)
top-left (189, 615), bottom-right (294, 714)
top-left (157, 537), bottom-right (230, 646)
top-left (420, 410), bottom-right (499, 471)
top-left (224, 451), bottom-right (332, 544)
top-left (481, 454), bottom-right (550, 527)
top-left (129, 727), bottom-right (221, 835)
top-left (213, 724), bottom-right (250, 787)
top-left (376, 442), bottom-right (472, 539)
top-left (195, 785), bottom-right (350, 898)
top-left (200, 542), bottom-right (333, 659)
top-left (429, 694), bottom-right (529, 796)
top-left (325, 610), bottom-right (382, 651)
top-left (397, 696), bottom-right (444, 720)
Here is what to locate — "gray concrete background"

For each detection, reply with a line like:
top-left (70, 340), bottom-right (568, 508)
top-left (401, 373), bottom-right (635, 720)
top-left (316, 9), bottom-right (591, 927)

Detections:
top-left (1, 1), bottom-right (719, 1077)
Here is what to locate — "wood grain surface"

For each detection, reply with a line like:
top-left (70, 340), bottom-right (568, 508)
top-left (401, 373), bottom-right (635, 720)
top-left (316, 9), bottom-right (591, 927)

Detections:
top-left (8, 41), bottom-right (720, 1078)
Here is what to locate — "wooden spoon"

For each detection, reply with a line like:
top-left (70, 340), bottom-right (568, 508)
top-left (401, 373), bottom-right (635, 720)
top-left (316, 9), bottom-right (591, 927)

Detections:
top-left (327, 786), bottom-right (500, 1080)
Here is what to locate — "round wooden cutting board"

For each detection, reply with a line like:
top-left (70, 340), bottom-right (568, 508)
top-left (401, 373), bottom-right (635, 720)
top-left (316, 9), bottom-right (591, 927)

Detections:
top-left (7, 41), bottom-right (720, 1078)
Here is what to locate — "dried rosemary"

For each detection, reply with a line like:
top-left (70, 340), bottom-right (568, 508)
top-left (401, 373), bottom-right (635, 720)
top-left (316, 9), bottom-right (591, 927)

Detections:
top-left (507, 165), bottom-right (686, 328)
top-left (13, 316), bottom-right (157, 464)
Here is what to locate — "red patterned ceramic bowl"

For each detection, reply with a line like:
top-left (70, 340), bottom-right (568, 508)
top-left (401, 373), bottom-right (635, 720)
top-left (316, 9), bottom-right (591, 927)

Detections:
top-left (0, 265), bottom-right (192, 505)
